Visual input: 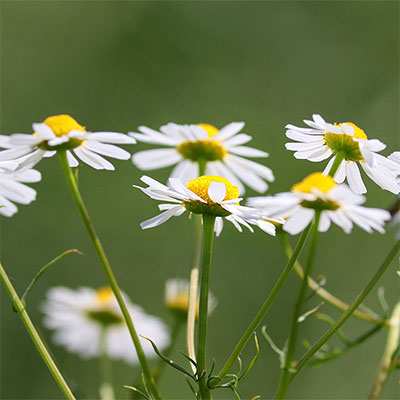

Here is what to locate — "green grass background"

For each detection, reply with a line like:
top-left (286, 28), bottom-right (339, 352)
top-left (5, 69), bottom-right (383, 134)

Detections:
top-left (1, 1), bottom-right (399, 399)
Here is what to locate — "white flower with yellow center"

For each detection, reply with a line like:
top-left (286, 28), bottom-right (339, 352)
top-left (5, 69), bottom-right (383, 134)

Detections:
top-left (285, 114), bottom-right (400, 194)
top-left (165, 278), bottom-right (217, 319)
top-left (42, 286), bottom-right (170, 364)
top-left (131, 122), bottom-right (274, 194)
top-left (248, 172), bottom-right (391, 235)
top-left (0, 114), bottom-right (136, 170)
top-left (0, 161), bottom-right (41, 217)
top-left (135, 175), bottom-right (281, 236)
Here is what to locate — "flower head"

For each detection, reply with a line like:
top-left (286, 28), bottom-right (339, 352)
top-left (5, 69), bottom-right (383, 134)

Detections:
top-left (0, 114), bottom-right (136, 170)
top-left (134, 175), bottom-right (282, 236)
top-left (248, 172), bottom-right (391, 235)
top-left (42, 286), bottom-right (170, 363)
top-left (285, 114), bottom-right (400, 194)
top-left (165, 278), bottom-right (217, 319)
top-left (131, 122), bottom-right (274, 194)
top-left (0, 161), bottom-right (41, 217)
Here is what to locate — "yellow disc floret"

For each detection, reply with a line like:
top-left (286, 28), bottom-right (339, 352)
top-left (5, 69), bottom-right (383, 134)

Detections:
top-left (324, 122), bottom-right (367, 161)
top-left (95, 287), bottom-right (114, 306)
top-left (186, 175), bottom-right (240, 203)
top-left (44, 114), bottom-right (86, 137)
top-left (197, 123), bottom-right (219, 138)
top-left (292, 172), bottom-right (337, 194)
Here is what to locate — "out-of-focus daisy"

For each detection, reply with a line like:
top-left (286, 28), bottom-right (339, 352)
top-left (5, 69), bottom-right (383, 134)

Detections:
top-left (0, 161), bottom-right (41, 217)
top-left (134, 175), bottom-right (282, 236)
top-left (248, 172), bottom-right (391, 235)
top-left (131, 122), bottom-right (274, 194)
top-left (0, 114), bottom-right (136, 170)
top-left (165, 278), bottom-right (217, 319)
top-left (42, 286), bottom-right (170, 364)
top-left (285, 114), bottom-right (400, 194)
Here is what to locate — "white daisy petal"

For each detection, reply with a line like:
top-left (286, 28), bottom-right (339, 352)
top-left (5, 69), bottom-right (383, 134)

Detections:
top-left (284, 208), bottom-right (315, 235)
top-left (73, 147), bottom-right (115, 170)
top-left (213, 122), bottom-right (245, 141)
top-left (208, 181), bottom-right (226, 203)
top-left (132, 149), bottom-right (182, 170)
top-left (83, 141), bottom-right (131, 160)
top-left (346, 162), bottom-right (366, 194)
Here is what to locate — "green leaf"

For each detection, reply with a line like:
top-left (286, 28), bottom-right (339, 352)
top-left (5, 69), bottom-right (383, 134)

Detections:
top-left (123, 385), bottom-right (150, 400)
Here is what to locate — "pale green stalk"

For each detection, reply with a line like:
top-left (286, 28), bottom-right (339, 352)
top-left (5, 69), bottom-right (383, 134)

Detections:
top-left (197, 213), bottom-right (216, 399)
top-left (279, 232), bottom-right (385, 325)
top-left (369, 301), bottom-right (400, 399)
top-left (99, 330), bottom-right (114, 400)
top-left (328, 152), bottom-right (345, 177)
top-left (275, 212), bottom-right (321, 399)
top-left (59, 151), bottom-right (161, 400)
top-left (293, 240), bottom-right (400, 381)
top-left (0, 262), bottom-right (76, 400)
top-left (213, 222), bottom-right (313, 384)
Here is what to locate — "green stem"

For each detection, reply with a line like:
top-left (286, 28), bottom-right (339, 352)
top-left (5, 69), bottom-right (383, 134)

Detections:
top-left (214, 222), bottom-right (313, 384)
top-left (153, 317), bottom-right (183, 382)
top-left (187, 214), bottom-right (203, 370)
top-left (328, 152), bottom-right (345, 177)
top-left (0, 262), bottom-right (76, 399)
top-left (197, 214), bottom-right (216, 400)
top-left (58, 151), bottom-right (161, 400)
top-left (275, 212), bottom-right (321, 399)
top-left (279, 232), bottom-right (386, 325)
top-left (293, 240), bottom-right (400, 381)
top-left (369, 301), bottom-right (400, 399)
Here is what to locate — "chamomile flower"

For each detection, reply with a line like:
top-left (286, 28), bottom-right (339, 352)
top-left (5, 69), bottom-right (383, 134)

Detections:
top-left (42, 286), bottom-right (170, 364)
top-left (285, 114), bottom-right (400, 194)
top-left (165, 278), bottom-right (217, 319)
top-left (248, 172), bottom-right (391, 235)
top-left (135, 175), bottom-right (282, 236)
top-left (131, 122), bottom-right (274, 194)
top-left (0, 161), bottom-right (41, 217)
top-left (0, 114), bottom-right (136, 170)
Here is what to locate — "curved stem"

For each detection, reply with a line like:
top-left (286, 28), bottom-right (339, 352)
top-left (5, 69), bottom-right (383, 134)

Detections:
top-left (187, 214), bottom-right (203, 372)
top-left (275, 212), bottom-right (321, 399)
top-left (293, 240), bottom-right (400, 382)
top-left (215, 223), bottom-right (313, 383)
top-left (59, 151), bottom-right (161, 400)
top-left (0, 262), bottom-right (76, 399)
top-left (369, 301), bottom-right (400, 399)
top-left (279, 232), bottom-right (386, 325)
top-left (197, 214), bottom-right (216, 399)
top-left (328, 152), bottom-right (345, 177)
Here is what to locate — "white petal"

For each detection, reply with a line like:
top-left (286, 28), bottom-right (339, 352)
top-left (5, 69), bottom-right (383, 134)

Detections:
top-left (283, 208), bottom-right (315, 235)
top-left (73, 147), bottom-right (115, 170)
top-left (228, 146), bottom-right (268, 158)
top-left (0, 194), bottom-right (18, 216)
top-left (132, 149), bottom-right (182, 170)
top-left (206, 161), bottom-right (245, 195)
top-left (213, 122), bottom-right (244, 141)
top-left (214, 217), bottom-right (224, 237)
top-left (83, 141), bottom-right (131, 160)
top-left (208, 181), bottom-right (226, 203)
top-left (12, 169), bottom-right (41, 183)
top-left (32, 123), bottom-right (55, 139)
top-left (87, 132), bottom-right (136, 144)
top-left (140, 207), bottom-right (185, 229)
top-left (170, 160), bottom-right (199, 184)
top-left (334, 160), bottom-right (346, 183)
top-left (346, 162), bottom-right (366, 194)
top-left (47, 136), bottom-right (70, 146)
top-left (67, 151), bottom-right (79, 167)
top-left (223, 134), bottom-right (252, 148)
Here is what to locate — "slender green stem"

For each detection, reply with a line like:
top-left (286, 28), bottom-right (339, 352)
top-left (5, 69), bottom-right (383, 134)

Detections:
top-left (279, 232), bottom-right (385, 325)
top-left (99, 330), bottom-right (114, 400)
top-left (275, 212), bottom-right (321, 399)
top-left (0, 262), bottom-right (76, 399)
top-left (58, 151), bottom-right (161, 400)
top-left (369, 301), bottom-right (400, 399)
top-left (328, 152), bottom-right (345, 177)
top-left (153, 317), bottom-right (183, 382)
top-left (187, 214), bottom-right (203, 371)
top-left (197, 214), bottom-right (216, 400)
top-left (293, 240), bottom-right (400, 381)
top-left (214, 223), bottom-right (313, 384)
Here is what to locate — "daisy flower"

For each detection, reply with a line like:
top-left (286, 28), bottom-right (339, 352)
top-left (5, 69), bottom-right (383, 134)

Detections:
top-left (134, 175), bottom-right (282, 236)
top-left (42, 286), bottom-right (170, 364)
top-left (247, 172), bottom-right (391, 235)
top-left (0, 161), bottom-right (41, 217)
top-left (285, 114), bottom-right (400, 194)
top-left (165, 278), bottom-right (217, 319)
top-left (131, 122), bottom-right (274, 194)
top-left (0, 114), bottom-right (136, 170)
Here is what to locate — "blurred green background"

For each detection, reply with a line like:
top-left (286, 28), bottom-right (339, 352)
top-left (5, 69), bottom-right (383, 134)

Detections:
top-left (1, 1), bottom-right (399, 399)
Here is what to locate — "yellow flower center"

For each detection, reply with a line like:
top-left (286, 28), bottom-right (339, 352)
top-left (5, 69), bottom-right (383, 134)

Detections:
top-left (44, 114), bottom-right (86, 137)
top-left (324, 122), bottom-right (367, 161)
top-left (176, 123), bottom-right (226, 162)
top-left (292, 173), bottom-right (339, 211)
top-left (186, 175), bottom-right (239, 203)
top-left (197, 123), bottom-right (219, 137)
top-left (95, 287), bottom-right (114, 306)
top-left (292, 172), bottom-right (337, 194)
